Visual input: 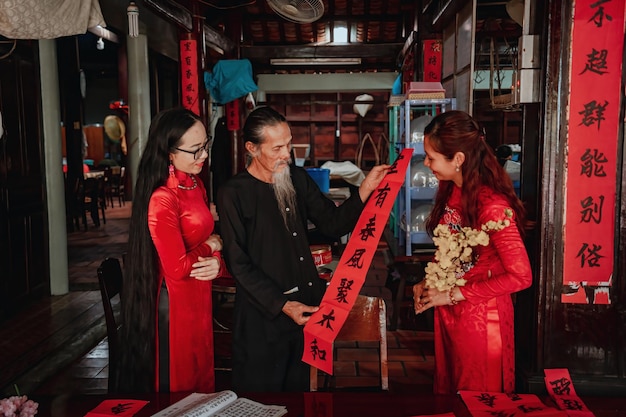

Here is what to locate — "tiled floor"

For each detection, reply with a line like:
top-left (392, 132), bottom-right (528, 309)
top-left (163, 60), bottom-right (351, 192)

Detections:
top-left (1, 200), bottom-right (436, 397)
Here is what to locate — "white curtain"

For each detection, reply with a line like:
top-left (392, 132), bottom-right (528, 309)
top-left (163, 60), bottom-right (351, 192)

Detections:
top-left (0, 0), bottom-right (106, 39)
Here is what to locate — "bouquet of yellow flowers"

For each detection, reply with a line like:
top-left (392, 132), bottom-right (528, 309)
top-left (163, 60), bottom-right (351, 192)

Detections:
top-left (424, 209), bottom-right (513, 291)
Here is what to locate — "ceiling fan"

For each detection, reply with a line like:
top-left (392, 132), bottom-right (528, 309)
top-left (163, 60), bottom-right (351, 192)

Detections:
top-left (266, 0), bottom-right (324, 24)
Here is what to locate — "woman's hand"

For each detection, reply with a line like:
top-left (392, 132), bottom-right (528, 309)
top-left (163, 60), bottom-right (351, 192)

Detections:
top-left (358, 164), bottom-right (391, 202)
top-left (205, 234), bottom-right (223, 252)
top-left (413, 284), bottom-right (449, 314)
top-left (190, 255), bottom-right (220, 281)
top-left (412, 281), bottom-right (426, 313)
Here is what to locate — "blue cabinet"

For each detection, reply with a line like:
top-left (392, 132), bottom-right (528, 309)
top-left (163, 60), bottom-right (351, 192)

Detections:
top-left (389, 97), bottom-right (456, 256)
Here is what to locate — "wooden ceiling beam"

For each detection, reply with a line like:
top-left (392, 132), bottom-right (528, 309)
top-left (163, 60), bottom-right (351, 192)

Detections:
top-left (243, 14), bottom-right (404, 23)
top-left (146, 0), bottom-right (235, 54)
top-left (241, 43), bottom-right (403, 59)
top-left (251, 62), bottom-right (398, 75)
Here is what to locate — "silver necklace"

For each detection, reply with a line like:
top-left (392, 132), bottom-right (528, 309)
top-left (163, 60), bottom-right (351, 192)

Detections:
top-left (177, 175), bottom-right (198, 190)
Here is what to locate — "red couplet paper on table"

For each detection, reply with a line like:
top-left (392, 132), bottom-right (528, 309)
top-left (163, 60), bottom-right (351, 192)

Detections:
top-left (459, 390), bottom-right (565, 417)
top-left (410, 414), bottom-right (454, 417)
top-left (544, 369), bottom-right (593, 417)
top-left (302, 148), bottom-right (413, 375)
top-left (303, 392), bottom-right (333, 417)
top-left (84, 399), bottom-right (149, 417)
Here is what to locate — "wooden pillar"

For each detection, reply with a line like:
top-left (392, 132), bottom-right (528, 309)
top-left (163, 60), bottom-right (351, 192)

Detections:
top-left (39, 39), bottom-right (69, 295)
top-left (56, 36), bottom-right (84, 232)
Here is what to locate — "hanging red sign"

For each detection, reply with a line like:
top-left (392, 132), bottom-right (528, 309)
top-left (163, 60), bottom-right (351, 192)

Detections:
top-left (225, 100), bottom-right (240, 131)
top-left (302, 148), bottom-right (413, 374)
top-left (562, 0), bottom-right (625, 304)
top-left (179, 39), bottom-right (200, 116)
top-left (423, 39), bottom-right (442, 82)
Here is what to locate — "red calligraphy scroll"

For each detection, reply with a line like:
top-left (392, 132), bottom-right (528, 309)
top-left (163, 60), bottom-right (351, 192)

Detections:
top-left (562, 0), bottom-right (625, 304)
top-left (179, 39), bottom-right (200, 116)
top-left (459, 390), bottom-right (561, 417)
top-left (225, 100), bottom-right (240, 131)
top-left (302, 148), bottom-right (413, 374)
top-left (423, 40), bottom-right (442, 82)
top-left (85, 399), bottom-right (148, 417)
top-left (544, 369), bottom-right (593, 417)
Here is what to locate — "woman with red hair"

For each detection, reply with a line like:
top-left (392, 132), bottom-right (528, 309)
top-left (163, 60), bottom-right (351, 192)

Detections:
top-left (412, 110), bottom-right (531, 394)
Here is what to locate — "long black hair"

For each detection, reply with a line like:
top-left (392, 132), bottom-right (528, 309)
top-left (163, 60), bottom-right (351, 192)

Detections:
top-left (243, 106), bottom-right (287, 146)
top-left (424, 111), bottom-right (526, 235)
top-left (115, 107), bottom-right (201, 392)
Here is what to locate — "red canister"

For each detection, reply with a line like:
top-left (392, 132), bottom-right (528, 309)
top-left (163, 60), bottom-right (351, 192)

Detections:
top-left (310, 244), bottom-right (332, 267)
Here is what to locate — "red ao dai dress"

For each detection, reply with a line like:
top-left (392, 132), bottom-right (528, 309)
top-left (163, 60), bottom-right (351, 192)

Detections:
top-left (148, 169), bottom-right (224, 392)
top-left (433, 186), bottom-right (532, 394)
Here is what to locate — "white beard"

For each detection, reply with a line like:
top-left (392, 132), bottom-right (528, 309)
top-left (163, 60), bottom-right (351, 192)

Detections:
top-left (272, 161), bottom-right (297, 229)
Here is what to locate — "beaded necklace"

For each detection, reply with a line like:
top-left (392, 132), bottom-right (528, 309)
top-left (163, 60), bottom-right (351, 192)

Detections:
top-left (177, 175), bottom-right (198, 190)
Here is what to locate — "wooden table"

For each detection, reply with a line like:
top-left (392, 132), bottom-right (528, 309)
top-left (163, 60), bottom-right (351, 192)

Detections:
top-left (32, 391), bottom-right (626, 417)
top-left (84, 170), bottom-right (105, 179)
top-left (32, 392), bottom-right (465, 417)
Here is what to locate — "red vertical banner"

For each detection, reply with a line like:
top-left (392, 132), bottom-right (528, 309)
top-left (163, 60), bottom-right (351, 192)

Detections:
top-left (180, 39), bottom-right (200, 116)
top-left (423, 39), bottom-right (442, 82)
top-left (225, 100), bottom-right (240, 131)
top-left (562, 0), bottom-right (625, 304)
top-left (302, 148), bottom-right (413, 375)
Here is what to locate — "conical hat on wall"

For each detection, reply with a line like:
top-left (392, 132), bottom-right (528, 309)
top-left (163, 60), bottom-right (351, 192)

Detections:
top-left (103, 115), bottom-right (125, 142)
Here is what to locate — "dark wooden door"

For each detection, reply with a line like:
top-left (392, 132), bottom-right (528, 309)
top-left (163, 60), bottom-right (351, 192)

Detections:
top-left (0, 40), bottom-right (48, 320)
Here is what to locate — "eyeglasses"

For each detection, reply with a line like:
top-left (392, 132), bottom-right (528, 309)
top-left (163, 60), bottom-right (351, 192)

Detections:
top-left (173, 138), bottom-right (212, 160)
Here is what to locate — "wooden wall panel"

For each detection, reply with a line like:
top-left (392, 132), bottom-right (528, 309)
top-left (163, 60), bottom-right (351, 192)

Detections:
top-left (285, 95), bottom-right (310, 120)
top-left (267, 91), bottom-right (389, 168)
top-left (83, 125), bottom-right (104, 165)
top-left (312, 124), bottom-right (335, 162)
top-left (339, 123), bottom-right (359, 161)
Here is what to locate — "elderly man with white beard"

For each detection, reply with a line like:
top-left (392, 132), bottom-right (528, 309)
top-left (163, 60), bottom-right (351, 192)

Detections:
top-left (217, 106), bottom-right (389, 392)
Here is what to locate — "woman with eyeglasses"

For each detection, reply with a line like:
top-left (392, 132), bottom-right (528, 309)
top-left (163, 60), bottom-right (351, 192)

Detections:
top-left (116, 107), bottom-right (225, 393)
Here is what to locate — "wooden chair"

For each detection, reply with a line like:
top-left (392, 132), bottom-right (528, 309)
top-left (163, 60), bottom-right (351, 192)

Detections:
top-left (388, 257), bottom-right (427, 331)
top-left (71, 176), bottom-right (107, 230)
top-left (212, 276), bottom-right (236, 333)
top-left (97, 257), bottom-right (123, 392)
top-left (67, 176), bottom-right (87, 231)
top-left (102, 167), bottom-right (113, 208)
top-left (212, 276), bottom-right (236, 372)
top-left (310, 294), bottom-right (389, 391)
top-left (107, 166), bottom-right (126, 207)
top-left (85, 176), bottom-right (107, 227)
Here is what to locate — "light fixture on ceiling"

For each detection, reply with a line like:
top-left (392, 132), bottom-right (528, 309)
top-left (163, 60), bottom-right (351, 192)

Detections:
top-left (270, 58), bottom-right (362, 66)
top-left (127, 2), bottom-right (139, 37)
top-left (88, 25), bottom-right (119, 44)
top-left (332, 23), bottom-right (348, 43)
top-left (96, 37), bottom-right (105, 50)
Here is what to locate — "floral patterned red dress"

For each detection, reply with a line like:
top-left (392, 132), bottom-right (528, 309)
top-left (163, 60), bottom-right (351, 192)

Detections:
top-left (433, 185), bottom-right (532, 394)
